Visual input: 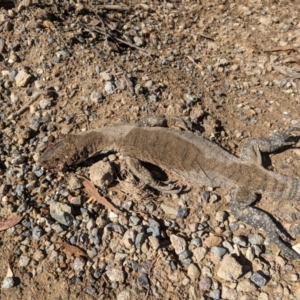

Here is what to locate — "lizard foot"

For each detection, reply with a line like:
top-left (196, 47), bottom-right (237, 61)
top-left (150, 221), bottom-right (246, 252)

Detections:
top-left (269, 126), bottom-right (300, 148)
top-left (125, 156), bottom-right (184, 194)
top-left (149, 182), bottom-right (183, 194)
top-left (240, 127), bottom-right (300, 164)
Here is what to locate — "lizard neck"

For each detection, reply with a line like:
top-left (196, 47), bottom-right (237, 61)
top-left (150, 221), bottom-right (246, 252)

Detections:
top-left (72, 125), bottom-right (133, 159)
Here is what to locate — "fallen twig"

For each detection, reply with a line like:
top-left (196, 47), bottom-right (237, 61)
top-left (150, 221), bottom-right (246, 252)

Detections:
top-left (186, 56), bottom-right (202, 70)
top-left (7, 92), bottom-right (43, 119)
top-left (199, 33), bottom-right (214, 41)
top-left (264, 46), bottom-right (299, 52)
top-left (83, 24), bottom-right (153, 57)
top-left (100, 4), bottom-right (131, 11)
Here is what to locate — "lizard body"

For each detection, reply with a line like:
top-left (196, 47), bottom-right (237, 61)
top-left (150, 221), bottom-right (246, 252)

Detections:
top-left (39, 121), bottom-right (300, 260)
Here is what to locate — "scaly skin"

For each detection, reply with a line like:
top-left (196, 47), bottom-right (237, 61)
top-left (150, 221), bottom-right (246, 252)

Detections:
top-left (39, 121), bottom-right (300, 260)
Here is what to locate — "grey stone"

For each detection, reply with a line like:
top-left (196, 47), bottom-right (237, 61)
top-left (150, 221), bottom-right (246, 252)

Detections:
top-left (147, 218), bottom-right (160, 236)
top-left (104, 81), bottom-right (116, 93)
top-left (89, 160), bottom-right (114, 187)
top-left (248, 233), bottom-right (265, 245)
top-left (211, 246), bottom-right (227, 258)
top-left (216, 255), bottom-right (243, 281)
top-left (100, 71), bottom-right (112, 81)
top-left (19, 255), bottom-right (30, 267)
top-left (232, 236), bottom-right (247, 247)
top-left (161, 203), bottom-right (177, 215)
top-left (117, 290), bottom-right (130, 300)
top-left (10, 93), bottom-right (18, 104)
top-left (178, 208), bottom-right (189, 219)
top-left (68, 175), bottom-right (82, 190)
top-left (199, 276), bottom-right (212, 291)
top-left (215, 211), bottom-right (228, 222)
top-left (133, 36), bottom-right (144, 46)
top-left (73, 256), bottom-right (86, 272)
top-left (50, 202), bottom-right (74, 226)
top-left (236, 279), bottom-right (257, 292)
top-left (187, 263), bottom-right (200, 279)
top-left (90, 91), bottom-right (103, 103)
top-left (32, 225), bottom-right (43, 240)
top-left (15, 70), bottom-right (32, 87)
top-left (250, 272), bottom-right (268, 287)
top-left (39, 98), bottom-right (52, 109)
top-left (106, 268), bottom-right (125, 283)
top-left (2, 277), bottom-right (15, 288)
top-left (170, 234), bottom-right (187, 255)
top-left (193, 247), bottom-right (207, 262)
top-left (209, 289), bottom-right (221, 300)
top-left (135, 232), bottom-right (146, 249)
top-left (138, 273), bottom-right (149, 286)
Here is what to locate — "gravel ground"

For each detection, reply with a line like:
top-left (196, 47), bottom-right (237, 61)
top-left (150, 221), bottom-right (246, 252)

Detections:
top-left (1, 1), bottom-right (300, 299)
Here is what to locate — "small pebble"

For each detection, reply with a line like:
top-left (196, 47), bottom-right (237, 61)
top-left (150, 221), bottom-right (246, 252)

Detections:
top-left (170, 234), bottom-right (187, 255)
top-left (2, 277), bottom-right (15, 289)
top-left (248, 233), bottom-right (265, 245)
top-left (199, 276), bottom-right (212, 291)
top-left (178, 208), bottom-right (189, 219)
top-left (211, 246), bottom-right (227, 258)
top-left (138, 273), bottom-right (149, 286)
top-left (250, 272), bottom-right (268, 287)
top-left (209, 289), bottom-right (221, 300)
top-left (187, 263), bottom-right (201, 279)
top-left (201, 191), bottom-right (210, 202)
top-left (73, 257), bottom-right (86, 272)
top-left (32, 225), bottom-right (43, 240)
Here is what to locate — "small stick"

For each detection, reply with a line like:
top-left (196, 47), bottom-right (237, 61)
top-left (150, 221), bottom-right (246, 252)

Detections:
top-left (83, 24), bottom-right (153, 57)
top-left (99, 4), bottom-right (131, 11)
top-left (187, 55), bottom-right (202, 70)
top-left (199, 33), bottom-right (214, 41)
top-left (7, 92), bottom-right (43, 119)
top-left (113, 35), bottom-right (153, 57)
top-left (264, 46), bottom-right (299, 52)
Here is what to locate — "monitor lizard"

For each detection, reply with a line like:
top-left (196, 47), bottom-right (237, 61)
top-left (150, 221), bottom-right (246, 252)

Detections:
top-left (38, 116), bottom-right (300, 260)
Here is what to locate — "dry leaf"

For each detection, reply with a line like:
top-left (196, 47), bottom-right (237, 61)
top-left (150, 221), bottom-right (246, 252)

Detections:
top-left (264, 46), bottom-right (298, 52)
top-left (77, 174), bottom-right (124, 216)
top-left (273, 65), bottom-right (300, 79)
top-left (62, 242), bottom-right (88, 258)
top-left (0, 216), bottom-right (24, 231)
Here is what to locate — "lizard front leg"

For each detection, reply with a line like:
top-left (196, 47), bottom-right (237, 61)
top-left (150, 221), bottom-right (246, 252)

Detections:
top-left (124, 156), bottom-right (182, 194)
top-left (230, 188), bottom-right (300, 260)
top-left (240, 127), bottom-right (300, 165)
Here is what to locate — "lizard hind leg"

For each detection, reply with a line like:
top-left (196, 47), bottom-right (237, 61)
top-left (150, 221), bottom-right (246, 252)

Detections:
top-left (124, 156), bottom-right (182, 194)
top-left (231, 188), bottom-right (300, 260)
top-left (240, 127), bottom-right (300, 165)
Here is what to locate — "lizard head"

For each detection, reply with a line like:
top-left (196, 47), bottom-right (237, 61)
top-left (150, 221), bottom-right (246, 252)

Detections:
top-left (38, 136), bottom-right (80, 171)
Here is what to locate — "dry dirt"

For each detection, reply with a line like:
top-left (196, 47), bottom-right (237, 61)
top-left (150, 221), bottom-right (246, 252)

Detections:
top-left (1, 0), bottom-right (300, 299)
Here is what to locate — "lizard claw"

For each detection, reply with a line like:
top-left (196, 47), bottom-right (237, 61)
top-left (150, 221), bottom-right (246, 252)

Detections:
top-left (154, 183), bottom-right (183, 194)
